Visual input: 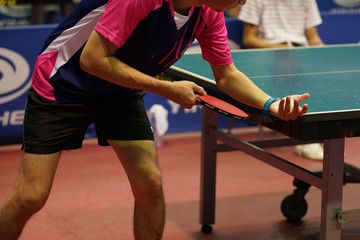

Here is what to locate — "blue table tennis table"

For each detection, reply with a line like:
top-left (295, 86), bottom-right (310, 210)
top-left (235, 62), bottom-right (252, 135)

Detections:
top-left (164, 44), bottom-right (360, 240)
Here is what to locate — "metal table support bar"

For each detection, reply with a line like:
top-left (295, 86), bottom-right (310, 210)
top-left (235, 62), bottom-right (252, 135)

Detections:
top-left (337, 209), bottom-right (360, 223)
top-left (215, 129), bottom-right (323, 189)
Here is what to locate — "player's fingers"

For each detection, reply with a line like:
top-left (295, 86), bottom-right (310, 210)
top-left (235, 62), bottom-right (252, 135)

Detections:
top-left (284, 96), bottom-right (294, 114)
top-left (292, 98), bottom-right (300, 113)
top-left (299, 104), bottom-right (308, 115)
top-left (193, 84), bottom-right (206, 96)
top-left (297, 93), bottom-right (310, 102)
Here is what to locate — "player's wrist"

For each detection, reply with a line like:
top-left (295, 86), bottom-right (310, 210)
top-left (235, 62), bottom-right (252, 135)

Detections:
top-left (262, 97), bottom-right (279, 117)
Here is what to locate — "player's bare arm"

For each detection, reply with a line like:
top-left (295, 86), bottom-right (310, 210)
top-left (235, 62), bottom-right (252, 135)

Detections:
top-left (210, 62), bottom-right (309, 120)
top-left (80, 30), bottom-right (205, 108)
top-left (210, 62), bottom-right (270, 108)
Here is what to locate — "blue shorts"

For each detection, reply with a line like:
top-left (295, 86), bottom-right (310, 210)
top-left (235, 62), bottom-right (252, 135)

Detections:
top-left (22, 88), bottom-right (154, 154)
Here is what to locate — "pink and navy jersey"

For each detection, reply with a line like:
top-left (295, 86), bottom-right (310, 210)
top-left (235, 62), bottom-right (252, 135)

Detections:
top-left (31, 0), bottom-right (232, 102)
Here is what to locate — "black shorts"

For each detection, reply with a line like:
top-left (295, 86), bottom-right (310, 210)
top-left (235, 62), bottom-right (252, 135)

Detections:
top-left (22, 89), bottom-right (154, 154)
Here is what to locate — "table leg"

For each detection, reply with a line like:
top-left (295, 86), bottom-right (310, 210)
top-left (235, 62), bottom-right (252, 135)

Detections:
top-left (199, 108), bottom-right (218, 229)
top-left (320, 138), bottom-right (344, 240)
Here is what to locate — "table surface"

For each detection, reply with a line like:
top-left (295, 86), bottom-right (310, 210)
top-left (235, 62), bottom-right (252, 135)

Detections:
top-left (168, 44), bottom-right (360, 140)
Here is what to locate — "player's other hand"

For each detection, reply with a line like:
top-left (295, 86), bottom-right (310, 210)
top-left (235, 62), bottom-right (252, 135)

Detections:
top-left (269, 93), bottom-right (310, 121)
top-left (166, 81), bottom-right (206, 109)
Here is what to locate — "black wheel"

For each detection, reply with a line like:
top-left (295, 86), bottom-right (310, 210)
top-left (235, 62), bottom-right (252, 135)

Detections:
top-left (201, 224), bottom-right (213, 233)
top-left (281, 194), bottom-right (308, 221)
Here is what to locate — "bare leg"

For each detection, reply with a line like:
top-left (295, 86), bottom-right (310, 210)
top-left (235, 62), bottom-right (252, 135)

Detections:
top-left (109, 140), bottom-right (165, 240)
top-left (0, 152), bottom-right (61, 240)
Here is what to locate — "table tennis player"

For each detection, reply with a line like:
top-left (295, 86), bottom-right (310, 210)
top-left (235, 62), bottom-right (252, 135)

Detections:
top-left (0, 0), bottom-right (309, 239)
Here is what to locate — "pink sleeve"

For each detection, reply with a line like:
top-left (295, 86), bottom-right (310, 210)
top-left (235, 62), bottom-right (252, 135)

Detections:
top-left (94, 0), bottom-right (161, 48)
top-left (196, 8), bottom-right (233, 66)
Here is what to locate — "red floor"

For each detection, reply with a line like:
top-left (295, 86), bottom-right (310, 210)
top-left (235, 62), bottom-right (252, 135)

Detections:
top-left (1, 127), bottom-right (359, 240)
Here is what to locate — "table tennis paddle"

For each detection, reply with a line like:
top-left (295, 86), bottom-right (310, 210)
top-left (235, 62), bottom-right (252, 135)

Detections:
top-left (196, 94), bottom-right (247, 120)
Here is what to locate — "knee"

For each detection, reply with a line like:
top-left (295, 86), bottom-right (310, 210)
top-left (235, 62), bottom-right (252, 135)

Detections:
top-left (16, 185), bottom-right (50, 214)
top-left (131, 168), bottom-right (164, 201)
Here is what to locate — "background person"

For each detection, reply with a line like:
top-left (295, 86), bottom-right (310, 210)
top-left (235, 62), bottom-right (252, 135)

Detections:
top-left (236, 0), bottom-right (324, 48)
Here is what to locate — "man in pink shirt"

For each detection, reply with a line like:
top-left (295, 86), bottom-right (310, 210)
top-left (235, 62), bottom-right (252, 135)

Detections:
top-left (0, 0), bottom-right (309, 239)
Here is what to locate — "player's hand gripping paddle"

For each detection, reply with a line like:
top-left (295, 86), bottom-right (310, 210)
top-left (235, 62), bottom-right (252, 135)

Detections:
top-left (154, 72), bottom-right (247, 119)
top-left (196, 94), bottom-right (247, 120)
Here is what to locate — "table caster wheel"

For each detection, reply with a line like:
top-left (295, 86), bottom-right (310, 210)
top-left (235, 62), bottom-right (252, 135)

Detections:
top-left (201, 224), bottom-right (212, 233)
top-left (281, 194), bottom-right (308, 221)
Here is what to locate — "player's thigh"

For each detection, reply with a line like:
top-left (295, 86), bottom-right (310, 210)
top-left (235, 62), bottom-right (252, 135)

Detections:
top-left (109, 140), bottom-right (161, 181)
top-left (16, 152), bottom-right (61, 201)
